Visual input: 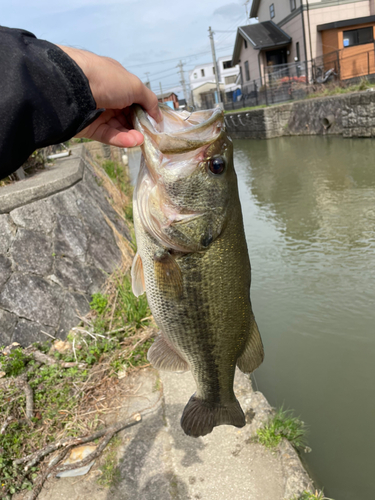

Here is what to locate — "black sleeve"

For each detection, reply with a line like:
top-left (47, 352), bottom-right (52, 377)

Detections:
top-left (0, 26), bottom-right (103, 179)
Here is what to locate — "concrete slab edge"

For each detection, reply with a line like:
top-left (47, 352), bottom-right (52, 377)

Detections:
top-left (0, 157), bottom-right (84, 213)
top-left (237, 372), bottom-right (315, 499)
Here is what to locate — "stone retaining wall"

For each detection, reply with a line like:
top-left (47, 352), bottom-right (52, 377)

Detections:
top-left (0, 145), bottom-right (131, 346)
top-left (225, 90), bottom-right (375, 139)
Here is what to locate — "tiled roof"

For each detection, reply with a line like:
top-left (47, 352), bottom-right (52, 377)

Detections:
top-left (232, 21), bottom-right (292, 65)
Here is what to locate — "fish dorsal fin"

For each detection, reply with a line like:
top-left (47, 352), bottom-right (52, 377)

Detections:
top-left (147, 333), bottom-right (189, 372)
top-left (154, 251), bottom-right (183, 300)
top-left (131, 253), bottom-right (145, 297)
top-left (237, 315), bottom-right (264, 374)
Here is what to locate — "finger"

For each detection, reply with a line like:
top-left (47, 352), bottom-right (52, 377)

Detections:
top-left (94, 124), bottom-right (144, 148)
top-left (133, 79), bottom-right (163, 123)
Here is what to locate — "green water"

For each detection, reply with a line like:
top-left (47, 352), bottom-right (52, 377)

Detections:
top-left (234, 136), bottom-right (375, 500)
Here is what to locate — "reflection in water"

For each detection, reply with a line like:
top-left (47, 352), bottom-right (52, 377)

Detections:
top-left (234, 137), bottom-right (375, 500)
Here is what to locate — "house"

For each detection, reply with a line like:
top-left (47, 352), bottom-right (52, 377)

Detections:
top-left (190, 62), bottom-right (217, 91)
top-left (189, 56), bottom-right (240, 108)
top-left (156, 91), bottom-right (179, 109)
top-left (232, 0), bottom-right (375, 84)
top-left (192, 81), bottom-right (225, 109)
top-left (189, 57), bottom-right (240, 91)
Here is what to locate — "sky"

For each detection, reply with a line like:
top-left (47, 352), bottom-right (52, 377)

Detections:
top-left (2, 0), bottom-right (254, 99)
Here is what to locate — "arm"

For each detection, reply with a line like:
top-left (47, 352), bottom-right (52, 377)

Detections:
top-left (0, 27), bottom-right (161, 179)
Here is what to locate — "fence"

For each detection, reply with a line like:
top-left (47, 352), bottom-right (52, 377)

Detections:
top-left (222, 47), bottom-right (375, 111)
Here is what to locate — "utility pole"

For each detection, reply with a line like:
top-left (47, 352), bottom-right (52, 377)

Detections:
top-left (177, 60), bottom-right (188, 104)
top-left (145, 72), bottom-right (151, 90)
top-left (159, 82), bottom-right (163, 104)
top-left (208, 26), bottom-right (222, 107)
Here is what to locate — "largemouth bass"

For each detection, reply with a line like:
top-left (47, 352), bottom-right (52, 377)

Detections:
top-left (131, 104), bottom-right (264, 437)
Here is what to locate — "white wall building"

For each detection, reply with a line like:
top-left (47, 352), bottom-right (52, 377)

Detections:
top-left (189, 56), bottom-right (240, 93)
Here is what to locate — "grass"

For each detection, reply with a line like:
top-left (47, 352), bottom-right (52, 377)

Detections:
top-left (0, 271), bottom-right (153, 498)
top-left (224, 104), bottom-right (268, 114)
top-left (0, 149), bottom-right (153, 499)
top-left (294, 490), bottom-right (333, 500)
top-left (225, 77), bottom-right (374, 115)
top-left (97, 435), bottom-right (122, 487)
top-left (101, 159), bottom-right (134, 223)
top-left (256, 407), bottom-right (309, 451)
top-left (306, 77), bottom-right (373, 99)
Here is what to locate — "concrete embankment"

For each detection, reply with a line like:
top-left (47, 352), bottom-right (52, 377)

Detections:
top-left (225, 90), bottom-right (375, 140)
top-left (0, 145), bottom-right (132, 346)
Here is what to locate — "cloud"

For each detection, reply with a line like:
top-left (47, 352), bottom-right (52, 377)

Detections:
top-left (1, 0), bottom-right (243, 98)
top-left (213, 2), bottom-right (244, 19)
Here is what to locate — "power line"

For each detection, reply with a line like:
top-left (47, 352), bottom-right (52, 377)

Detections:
top-left (215, 14), bottom-right (248, 44)
top-left (126, 45), bottom-right (233, 69)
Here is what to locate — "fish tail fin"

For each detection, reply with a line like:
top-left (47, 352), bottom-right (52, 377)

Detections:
top-left (180, 395), bottom-right (246, 438)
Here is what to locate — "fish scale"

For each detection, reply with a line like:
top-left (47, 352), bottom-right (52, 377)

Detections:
top-left (131, 104), bottom-right (264, 437)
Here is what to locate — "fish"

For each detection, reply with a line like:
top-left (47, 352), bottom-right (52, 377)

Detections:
top-left (130, 104), bottom-right (264, 438)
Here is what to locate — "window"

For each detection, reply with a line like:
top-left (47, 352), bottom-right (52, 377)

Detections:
top-left (290, 0), bottom-right (296, 11)
top-left (213, 66), bottom-right (215, 74)
top-left (343, 27), bottom-right (373, 47)
top-left (296, 42), bottom-right (300, 61)
top-left (194, 73), bottom-right (197, 79)
top-left (201, 69), bottom-right (205, 77)
top-left (244, 61), bottom-right (250, 81)
top-left (244, 39), bottom-right (248, 49)
top-left (223, 60), bottom-right (232, 69)
top-left (225, 75), bottom-right (237, 84)
top-left (270, 3), bottom-right (275, 18)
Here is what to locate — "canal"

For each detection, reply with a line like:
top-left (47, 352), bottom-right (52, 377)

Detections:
top-left (234, 136), bottom-right (375, 500)
top-left (128, 135), bottom-right (375, 499)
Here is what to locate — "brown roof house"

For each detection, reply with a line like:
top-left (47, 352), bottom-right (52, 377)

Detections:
top-left (156, 92), bottom-right (179, 109)
top-left (232, 0), bottom-right (375, 85)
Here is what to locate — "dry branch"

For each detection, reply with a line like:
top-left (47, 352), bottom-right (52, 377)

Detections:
top-left (25, 446), bottom-right (73, 500)
top-left (16, 375), bottom-right (34, 420)
top-left (23, 412), bottom-right (142, 500)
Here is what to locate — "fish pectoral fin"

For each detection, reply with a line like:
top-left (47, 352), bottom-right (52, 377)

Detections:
top-left (237, 315), bottom-right (264, 374)
top-left (180, 395), bottom-right (245, 438)
top-left (147, 333), bottom-right (189, 372)
top-left (131, 253), bottom-right (146, 297)
top-left (153, 251), bottom-right (183, 300)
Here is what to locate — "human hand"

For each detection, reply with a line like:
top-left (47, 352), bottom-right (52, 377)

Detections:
top-left (58, 45), bottom-right (162, 147)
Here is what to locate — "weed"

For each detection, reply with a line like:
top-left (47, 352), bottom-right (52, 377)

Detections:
top-left (90, 293), bottom-right (109, 315)
top-left (1, 348), bottom-right (30, 377)
top-left (97, 435), bottom-right (122, 487)
top-left (256, 407), bottom-right (308, 451)
top-left (0, 147), bottom-right (152, 498)
top-left (124, 203), bottom-right (133, 222)
top-left (307, 78), bottom-right (373, 99)
top-left (224, 104), bottom-right (268, 114)
top-left (294, 490), bottom-right (333, 500)
top-left (115, 274), bottom-right (150, 329)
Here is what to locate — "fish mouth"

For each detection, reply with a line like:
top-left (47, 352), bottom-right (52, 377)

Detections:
top-left (131, 104), bottom-right (224, 154)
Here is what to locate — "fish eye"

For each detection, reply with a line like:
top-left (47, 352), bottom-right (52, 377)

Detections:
top-left (208, 156), bottom-right (225, 175)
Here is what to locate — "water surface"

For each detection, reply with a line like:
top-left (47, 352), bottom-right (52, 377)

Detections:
top-left (234, 136), bottom-right (375, 500)
top-left (128, 136), bottom-right (375, 499)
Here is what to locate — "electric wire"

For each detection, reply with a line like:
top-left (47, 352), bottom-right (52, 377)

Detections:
top-left (126, 45), bottom-right (233, 69)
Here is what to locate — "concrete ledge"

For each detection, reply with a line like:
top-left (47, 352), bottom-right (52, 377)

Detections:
top-left (225, 90), bottom-right (375, 140)
top-left (0, 155), bottom-right (84, 213)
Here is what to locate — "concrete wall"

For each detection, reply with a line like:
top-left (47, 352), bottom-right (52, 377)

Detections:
top-left (0, 145), bottom-right (131, 346)
top-left (224, 90), bottom-right (375, 139)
